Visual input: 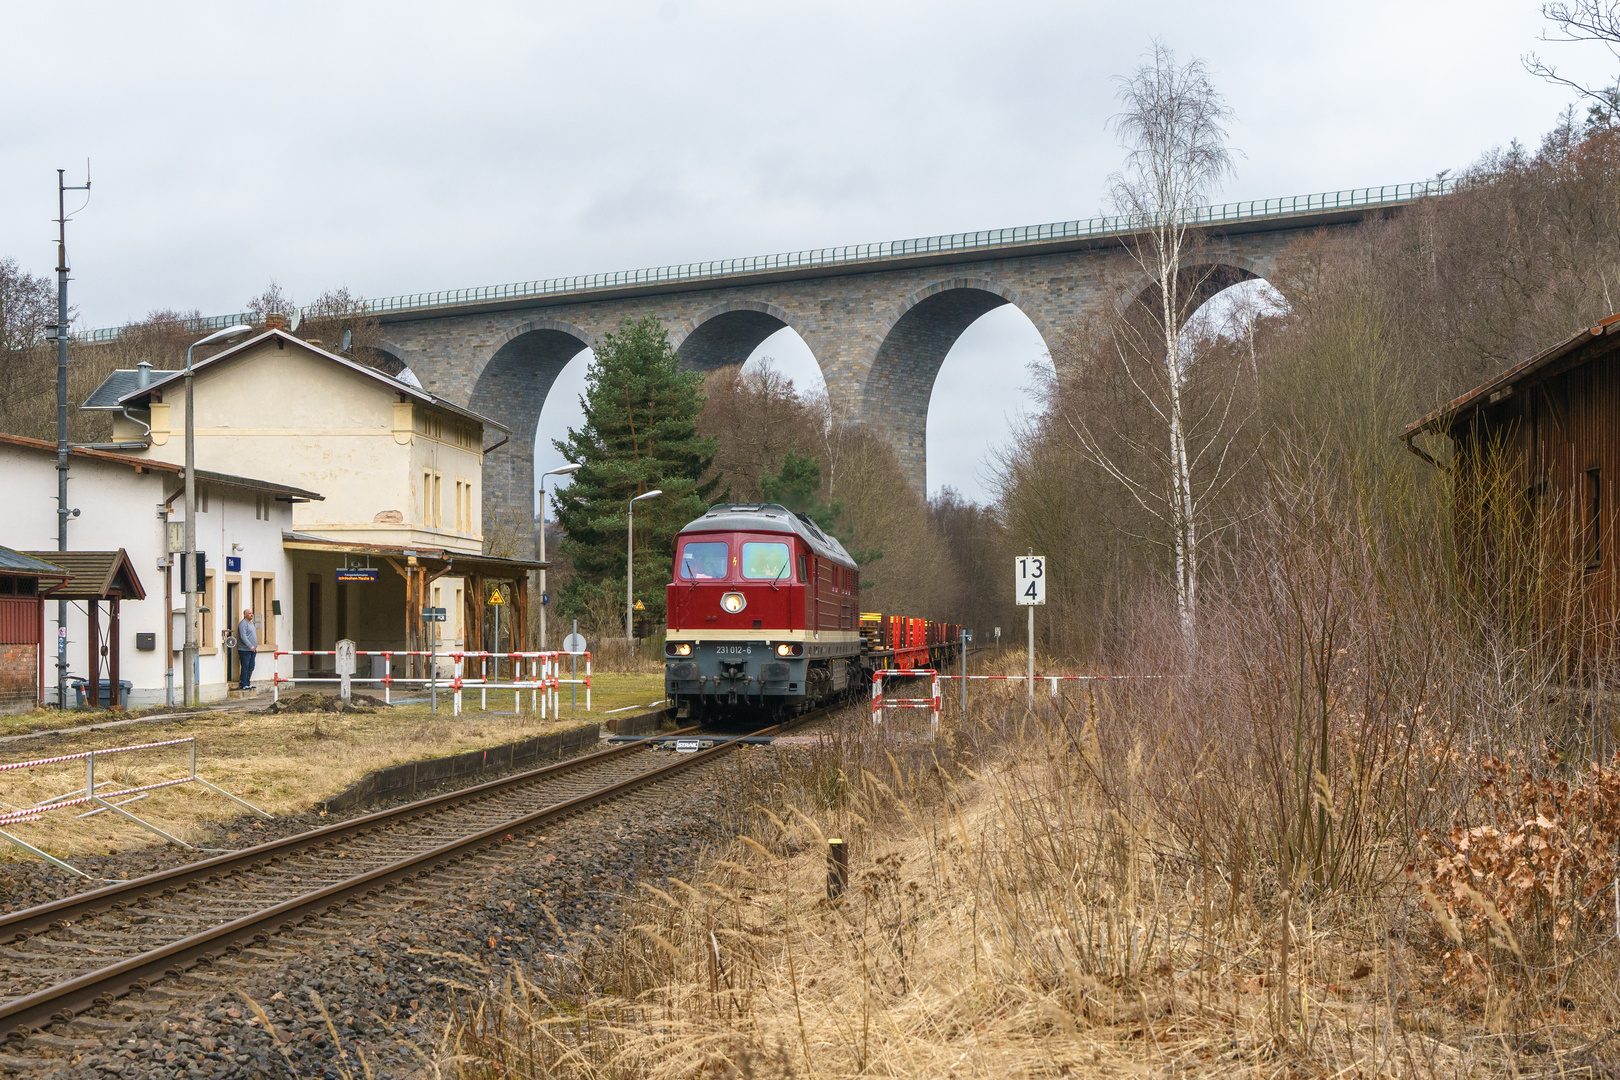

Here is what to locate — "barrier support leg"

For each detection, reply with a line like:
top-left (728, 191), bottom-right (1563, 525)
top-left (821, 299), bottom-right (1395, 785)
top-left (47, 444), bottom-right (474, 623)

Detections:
top-left (0, 829), bottom-right (89, 879)
top-left (89, 795), bottom-right (194, 849)
top-left (190, 778), bottom-right (273, 819)
top-left (191, 740), bottom-right (271, 819)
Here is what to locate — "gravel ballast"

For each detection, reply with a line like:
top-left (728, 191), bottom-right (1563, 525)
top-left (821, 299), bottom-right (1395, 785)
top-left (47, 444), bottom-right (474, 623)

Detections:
top-left (0, 746), bottom-right (744, 1077)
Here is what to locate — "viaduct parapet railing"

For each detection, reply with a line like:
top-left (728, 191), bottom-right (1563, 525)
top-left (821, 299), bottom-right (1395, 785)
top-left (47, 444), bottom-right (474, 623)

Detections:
top-left (84, 180), bottom-right (1453, 343)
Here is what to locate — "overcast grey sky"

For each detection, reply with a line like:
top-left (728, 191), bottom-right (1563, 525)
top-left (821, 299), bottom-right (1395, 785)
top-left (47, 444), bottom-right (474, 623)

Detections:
top-left (2, 1), bottom-right (1611, 503)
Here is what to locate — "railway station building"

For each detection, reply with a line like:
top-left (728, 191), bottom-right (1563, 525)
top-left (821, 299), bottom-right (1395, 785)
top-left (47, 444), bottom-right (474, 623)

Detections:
top-left (82, 328), bottom-right (541, 685)
top-left (0, 433), bottom-right (316, 706)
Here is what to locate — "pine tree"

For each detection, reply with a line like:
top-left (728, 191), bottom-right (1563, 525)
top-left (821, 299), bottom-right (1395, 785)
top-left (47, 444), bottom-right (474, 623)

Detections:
top-left (552, 317), bottom-right (718, 628)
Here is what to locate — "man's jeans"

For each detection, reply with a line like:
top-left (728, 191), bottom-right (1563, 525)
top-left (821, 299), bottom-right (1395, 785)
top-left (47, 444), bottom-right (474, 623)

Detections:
top-left (238, 649), bottom-right (257, 690)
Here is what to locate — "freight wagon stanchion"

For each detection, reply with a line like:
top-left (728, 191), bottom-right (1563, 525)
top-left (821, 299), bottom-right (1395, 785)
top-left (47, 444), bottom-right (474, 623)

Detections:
top-left (871, 668), bottom-right (941, 738)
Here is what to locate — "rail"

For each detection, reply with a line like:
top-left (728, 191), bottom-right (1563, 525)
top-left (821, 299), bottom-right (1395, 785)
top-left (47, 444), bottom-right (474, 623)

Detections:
top-left (0, 700), bottom-right (831, 1034)
top-left (81, 180), bottom-right (1453, 342)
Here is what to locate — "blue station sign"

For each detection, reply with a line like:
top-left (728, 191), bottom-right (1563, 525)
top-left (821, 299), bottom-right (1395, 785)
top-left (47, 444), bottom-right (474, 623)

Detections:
top-left (335, 568), bottom-right (380, 583)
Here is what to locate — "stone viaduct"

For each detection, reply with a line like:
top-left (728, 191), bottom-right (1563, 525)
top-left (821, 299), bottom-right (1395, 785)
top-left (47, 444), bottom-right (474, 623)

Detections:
top-left (105, 183), bottom-right (1448, 547)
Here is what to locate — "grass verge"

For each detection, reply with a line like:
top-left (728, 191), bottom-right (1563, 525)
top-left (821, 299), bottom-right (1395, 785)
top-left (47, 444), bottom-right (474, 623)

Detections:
top-left (0, 672), bottom-right (666, 859)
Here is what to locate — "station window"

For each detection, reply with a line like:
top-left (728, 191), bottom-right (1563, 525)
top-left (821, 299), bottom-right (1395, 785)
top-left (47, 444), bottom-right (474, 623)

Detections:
top-left (741, 542), bottom-right (791, 580)
top-left (679, 541), bottom-right (729, 580)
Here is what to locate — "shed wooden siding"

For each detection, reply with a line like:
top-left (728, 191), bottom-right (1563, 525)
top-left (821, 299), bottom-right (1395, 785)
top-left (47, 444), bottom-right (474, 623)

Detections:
top-left (1449, 335), bottom-right (1619, 630)
top-left (0, 597), bottom-right (41, 645)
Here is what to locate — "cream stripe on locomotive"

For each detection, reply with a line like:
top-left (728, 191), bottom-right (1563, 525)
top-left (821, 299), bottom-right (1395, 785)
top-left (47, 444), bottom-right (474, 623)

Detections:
top-left (666, 629), bottom-right (862, 655)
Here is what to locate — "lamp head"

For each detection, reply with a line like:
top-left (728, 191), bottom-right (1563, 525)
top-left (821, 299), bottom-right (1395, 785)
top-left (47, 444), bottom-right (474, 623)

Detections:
top-left (630, 489), bottom-right (663, 506)
top-left (193, 323), bottom-right (254, 348)
top-left (545, 462), bottom-right (583, 478)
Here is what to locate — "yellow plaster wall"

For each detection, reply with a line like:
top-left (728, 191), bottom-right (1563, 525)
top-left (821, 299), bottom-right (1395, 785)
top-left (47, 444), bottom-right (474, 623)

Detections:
top-left (136, 339), bottom-right (485, 554)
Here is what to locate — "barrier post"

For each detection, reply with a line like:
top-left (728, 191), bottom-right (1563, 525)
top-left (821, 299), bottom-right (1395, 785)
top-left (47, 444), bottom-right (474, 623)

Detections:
top-left (453, 654), bottom-right (463, 716)
top-left (933, 671), bottom-right (942, 738)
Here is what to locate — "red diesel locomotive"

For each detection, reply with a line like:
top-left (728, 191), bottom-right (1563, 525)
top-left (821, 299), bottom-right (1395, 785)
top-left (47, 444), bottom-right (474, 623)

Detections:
top-left (664, 503), bottom-right (960, 721)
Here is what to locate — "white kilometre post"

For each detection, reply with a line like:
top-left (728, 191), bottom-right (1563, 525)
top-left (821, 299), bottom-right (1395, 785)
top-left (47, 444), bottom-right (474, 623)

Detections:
top-left (335, 638), bottom-right (356, 702)
top-left (1015, 553), bottom-right (1046, 710)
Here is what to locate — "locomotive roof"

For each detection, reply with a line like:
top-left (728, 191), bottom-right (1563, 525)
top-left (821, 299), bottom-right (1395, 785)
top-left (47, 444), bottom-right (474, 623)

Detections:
top-left (680, 503), bottom-right (856, 568)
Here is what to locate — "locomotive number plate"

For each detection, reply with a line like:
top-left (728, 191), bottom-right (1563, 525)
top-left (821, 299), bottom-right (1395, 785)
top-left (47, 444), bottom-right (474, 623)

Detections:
top-left (714, 645), bottom-right (755, 655)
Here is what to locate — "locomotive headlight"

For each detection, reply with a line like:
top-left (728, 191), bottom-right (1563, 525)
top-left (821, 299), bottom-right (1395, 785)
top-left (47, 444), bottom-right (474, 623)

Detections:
top-left (775, 643), bottom-right (803, 657)
top-left (668, 642), bottom-right (692, 656)
top-left (720, 592), bottom-right (746, 614)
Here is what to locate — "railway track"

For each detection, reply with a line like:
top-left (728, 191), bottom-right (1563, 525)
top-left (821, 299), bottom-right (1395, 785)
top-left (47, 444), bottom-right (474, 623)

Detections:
top-left (0, 710), bottom-right (825, 1036)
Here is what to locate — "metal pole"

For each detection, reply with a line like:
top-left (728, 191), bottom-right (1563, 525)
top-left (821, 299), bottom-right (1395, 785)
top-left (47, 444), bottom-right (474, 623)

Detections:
top-left (54, 169), bottom-right (87, 710)
top-left (1027, 605), bottom-right (1035, 710)
top-left (571, 619), bottom-right (578, 712)
top-left (960, 628), bottom-right (967, 716)
top-left (538, 479), bottom-right (547, 652)
top-left (429, 614), bottom-right (437, 714)
top-left (626, 500), bottom-right (634, 644)
top-left (183, 341), bottom-right (199, 708)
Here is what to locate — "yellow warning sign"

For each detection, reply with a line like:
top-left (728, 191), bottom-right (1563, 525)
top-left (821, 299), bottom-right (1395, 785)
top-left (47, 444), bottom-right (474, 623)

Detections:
top-left (487, 589), bottom-right (505, 606)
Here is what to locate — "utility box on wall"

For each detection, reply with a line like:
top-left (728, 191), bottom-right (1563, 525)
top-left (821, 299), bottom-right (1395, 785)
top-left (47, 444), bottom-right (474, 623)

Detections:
top-left (135, 632), bottom-right (156, 651)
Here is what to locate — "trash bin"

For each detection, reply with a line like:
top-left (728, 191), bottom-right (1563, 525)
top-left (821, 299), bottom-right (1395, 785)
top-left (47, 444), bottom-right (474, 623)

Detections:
top-left (71, 679), bottom-right (132, 709)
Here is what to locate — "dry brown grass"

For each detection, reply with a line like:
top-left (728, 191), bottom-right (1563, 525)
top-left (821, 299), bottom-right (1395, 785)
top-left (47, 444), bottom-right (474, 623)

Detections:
top-left (445, 684), bottom-right (1620, 1080)
top-left (0, 671), bottom-right (665, 859)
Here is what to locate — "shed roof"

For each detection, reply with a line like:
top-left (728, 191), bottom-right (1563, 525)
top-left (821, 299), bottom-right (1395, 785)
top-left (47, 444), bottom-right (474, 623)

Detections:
top-left (1403, 312), bottom-right (1620, 439)
top-left (0, 547), bottom-right (69, 578)
top-left (103, 330), bottom-right (508, 434)
top-left (21, 550), bottom-right (146, 601)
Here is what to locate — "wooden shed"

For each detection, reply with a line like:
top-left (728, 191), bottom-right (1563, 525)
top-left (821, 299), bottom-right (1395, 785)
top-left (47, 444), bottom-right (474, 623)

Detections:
top-left (23, 550), bottom-right (147, 709)
top-left (1403, 313), bottom-right (1619, 651)
top-left (0, 548), bottom-right (70, 714)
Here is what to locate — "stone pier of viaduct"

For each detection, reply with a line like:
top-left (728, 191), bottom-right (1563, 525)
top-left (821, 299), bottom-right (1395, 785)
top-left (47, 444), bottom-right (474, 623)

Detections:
top-left (96, 183), bottom-right (1449, 548)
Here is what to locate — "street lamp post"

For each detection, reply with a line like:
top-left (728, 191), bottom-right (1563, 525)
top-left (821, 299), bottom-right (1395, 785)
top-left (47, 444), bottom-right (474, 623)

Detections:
top-left (537, 463), bottom-right (581, 651)
top-left (626, 490), bottom-right (663, 643)
top-left (182, 324), bottom-right (253, 707)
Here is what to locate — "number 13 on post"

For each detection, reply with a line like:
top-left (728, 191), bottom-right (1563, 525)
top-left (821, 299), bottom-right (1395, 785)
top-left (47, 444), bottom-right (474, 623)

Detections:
top-left (1015, 555), bottom-right (1045, 709)
top-left (1015, 556), bottom-right (1046, 606)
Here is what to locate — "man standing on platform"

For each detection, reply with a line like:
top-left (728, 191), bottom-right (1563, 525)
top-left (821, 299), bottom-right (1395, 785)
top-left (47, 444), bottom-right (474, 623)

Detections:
top-left (237, 608), bottom-right (258, 691)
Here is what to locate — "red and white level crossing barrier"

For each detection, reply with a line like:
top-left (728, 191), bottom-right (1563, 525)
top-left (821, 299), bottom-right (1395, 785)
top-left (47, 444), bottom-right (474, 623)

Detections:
top-left (937, 673), bottom-right (1163, 699)
top-left (872, 668), bottom-right (941, 736)
top-left (273, 649), bottom-right (592, 716)
top-left (0, 736), bottom-right (269, 879)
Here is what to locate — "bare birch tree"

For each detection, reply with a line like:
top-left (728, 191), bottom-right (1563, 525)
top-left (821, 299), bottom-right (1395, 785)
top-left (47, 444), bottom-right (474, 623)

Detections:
top-left (1068, 42), bottom-right (1238, 649)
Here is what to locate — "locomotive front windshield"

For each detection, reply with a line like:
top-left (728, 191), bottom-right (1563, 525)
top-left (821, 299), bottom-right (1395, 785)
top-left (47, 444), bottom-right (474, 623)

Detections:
top-left (741, 542), bottom-right (792, 580)
top-left (679, 541), bottom-right (729, 579)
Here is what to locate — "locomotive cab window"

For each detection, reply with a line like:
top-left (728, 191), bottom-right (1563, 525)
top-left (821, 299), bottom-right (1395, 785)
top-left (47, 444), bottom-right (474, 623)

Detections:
top-left (679, 541), bottom-right (729, 580)
top-left (741, 542), bottom-right (791, 579)
top-left (797, 554), bottom-right (808, 582)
